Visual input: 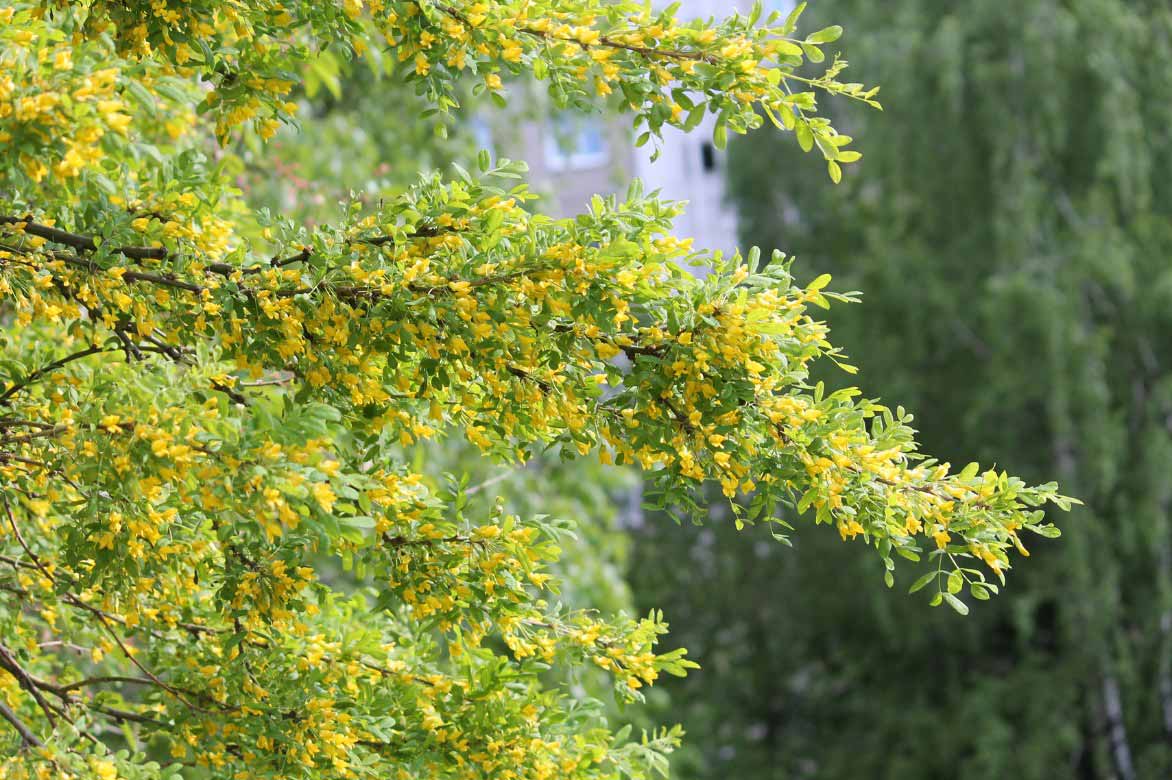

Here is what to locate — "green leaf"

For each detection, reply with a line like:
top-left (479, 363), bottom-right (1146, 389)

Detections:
top-left (713, 122), bottom-right (728, 150)
top-left (774, 40), bottom-right (804, 57)
top-left (807, 25), bottom-right (844, 44)
top-left (795, 121), bottom-right (814, 152)
top-left (797, 487), bottom-right (817, 513)
top-left (748, 0), bottom-right (762, 28)
top-left (339, 515), bottom-right (376, 529)
top-left (684, 104), bottom-right (706, 131)
top-left (808, 273), bottom-right (832, 291)
top-left (451, 161), bottom-right (472, 183)
top-left (126, 80), bottom-right (158, 116)
top-left (908, 570), bottom-right (937, 594)
top-left (943, 593), bottom-right (970, 615)
top-left (801, 42), bottom-right (825, 63)
top-left (783, 1), bottom-right (807, 33)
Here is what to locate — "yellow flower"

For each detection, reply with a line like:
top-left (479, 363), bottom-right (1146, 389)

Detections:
top-left (312, 482), bottom-right (337, 513)
top-left (92, 760), bottom-right (118, 780)
top-left (839, 520), bottom-right (865, 540)
top-left (574, 27), bottom-right (601, 46)
top-left (258, 117), bottom-right (281, 140)
top-left (501, 40), bottom-right (523, 63)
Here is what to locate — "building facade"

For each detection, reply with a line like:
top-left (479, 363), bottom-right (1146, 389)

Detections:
top-left (487, 0), bottom-right (776, 258)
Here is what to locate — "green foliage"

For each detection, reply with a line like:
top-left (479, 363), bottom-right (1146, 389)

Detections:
top-left (633, 1), bottom-right (1172, 778)
top-left (0, 1), bottom-right (1073, 778)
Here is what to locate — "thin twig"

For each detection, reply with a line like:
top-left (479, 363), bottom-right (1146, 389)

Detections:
top-left (464, 470), bottom-right (517, 496)
top-left (0, 700), bottom-right (42, 748)
top-left (0, 345), bottom-right (109, 405)
top-left (55, 675), bottom-right (157, 694)
top-left (0, 644), bottom-right (57, 729)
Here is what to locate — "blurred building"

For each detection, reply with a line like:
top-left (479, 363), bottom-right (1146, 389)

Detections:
top-left (627, 0), bottom-right (762, 258)
top-left (509, 111), bottom-right (636, 220)
top-left (480, 0), bottom-right (784, 257)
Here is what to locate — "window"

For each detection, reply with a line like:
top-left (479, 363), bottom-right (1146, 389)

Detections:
top-left (544, 114), bottom-right (609, 171)
top-left (700, 142), bottom-right (716, 172)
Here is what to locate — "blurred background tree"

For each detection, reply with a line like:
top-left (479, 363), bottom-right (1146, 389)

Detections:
top-left (234, 47), bottom-right (474, 226)
top-left (631, 1), bottom-right (1172, 778)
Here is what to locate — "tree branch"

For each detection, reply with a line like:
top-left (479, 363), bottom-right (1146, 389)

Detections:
top-left (0, 216), bottom-right (167, 260)
top-left (434, 3), bottom-right (717, 64)
top-left (0, 644), bottom-right (57, 730)
top-left (0, 344), bottom-right (109, 405)
top-left (54, 675), bottom-right (157, 694)
top-left (0, 699), bottom-right (42, 748)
